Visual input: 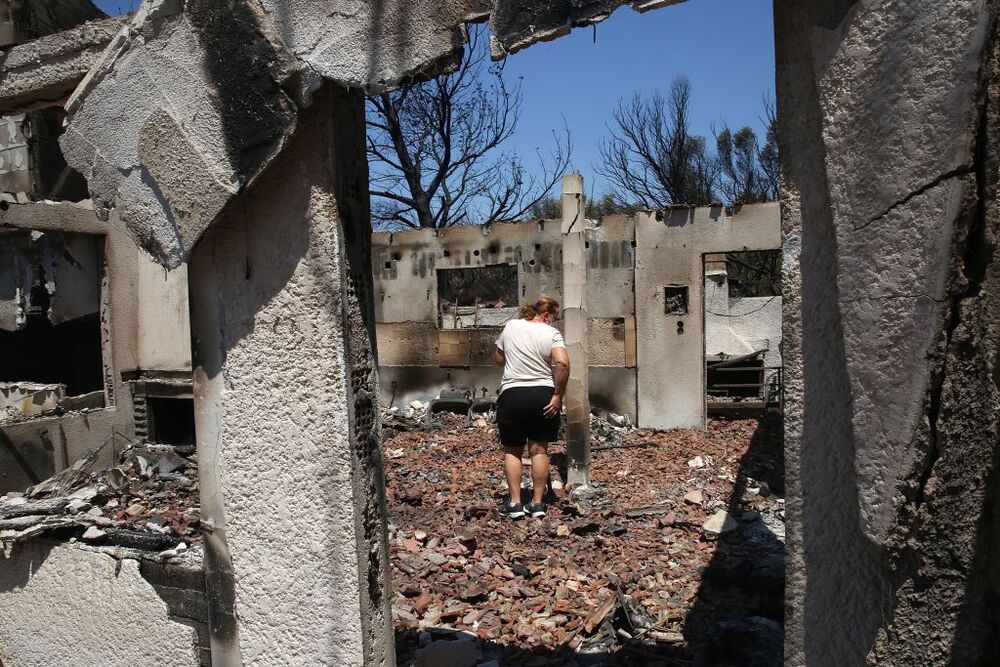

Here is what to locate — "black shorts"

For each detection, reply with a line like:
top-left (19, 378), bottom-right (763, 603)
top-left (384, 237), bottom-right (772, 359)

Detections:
top-left (497, 386), bottom-right (560, 448)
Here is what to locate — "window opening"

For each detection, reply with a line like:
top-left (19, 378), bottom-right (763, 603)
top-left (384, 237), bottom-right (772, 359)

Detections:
top-left (436, 265), bottom-right (518, 329)
top-left (726, 250), bottom-right (782, 298)
top-left (0, 229), bottom-right (105, 416)
top-left (664, 285), bottom-right (689, 314)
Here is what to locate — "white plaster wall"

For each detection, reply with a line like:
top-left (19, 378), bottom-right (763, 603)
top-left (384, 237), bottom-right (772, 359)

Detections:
top-left (189, 87), bottom-right (386, 666)
top-left (585, 214), bottom-right (635, 319)
top-left (0, 542), bottom-right (198, 667)
top-left (136, 255), bottom-right (192, 371)
top-left (704, 273), bottom-right (782, 369)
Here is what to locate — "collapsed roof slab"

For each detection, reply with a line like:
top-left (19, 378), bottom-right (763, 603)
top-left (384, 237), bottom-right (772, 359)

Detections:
top-left (55, 0), bottom-right (683, 269)
top-left (0, 15), bottom-right (126, 115)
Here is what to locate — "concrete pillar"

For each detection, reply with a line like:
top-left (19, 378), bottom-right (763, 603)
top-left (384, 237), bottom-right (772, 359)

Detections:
top-left (560, 173), bottom-right (590, 487)
top-left (188, 84), bottom-right (392, 666)
top-left (778, 1), bottom-right (1000, 664)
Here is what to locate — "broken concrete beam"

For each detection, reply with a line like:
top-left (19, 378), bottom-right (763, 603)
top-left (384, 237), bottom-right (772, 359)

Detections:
top-left (57, 0), bottom-right (682, 268)
top-left (489, 0), bottom-right (685, 56)
top-left (0, 496), bottom-right (69, 519)
top-left (779, 0), bottom-right (1000, 664)
top-left (0, 15), bottom-right (127, 114)
top-left (258, 0), bottom-right (489, 93)
top-left (59, 0), bottom-right (301, 268)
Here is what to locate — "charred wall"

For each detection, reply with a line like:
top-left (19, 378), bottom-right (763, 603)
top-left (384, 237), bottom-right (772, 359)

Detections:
top-left (372, 216), bottom-right (641, 420)
top-left (371, 204), bottom-right (780, 428)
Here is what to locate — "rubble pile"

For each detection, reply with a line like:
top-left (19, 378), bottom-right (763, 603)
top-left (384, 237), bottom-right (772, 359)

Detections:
top-left (588, 413), bottom-right (632, 447)
top-left (382, 400), bottom-right (634, 446)
top-left (382, 402), bottom-right (494, 441)
top-left (384, 417), bottom-right (783, 666)
top-left (382, 401), bottom-right (435, 432)
top-left (0, 443), bottom-right (200, 554)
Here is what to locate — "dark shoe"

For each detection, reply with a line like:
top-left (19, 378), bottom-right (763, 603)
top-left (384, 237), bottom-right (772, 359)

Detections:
top-left (502, 501), bottom-right (525, 519)
top-left (526, 501), bottom-right (547, 518)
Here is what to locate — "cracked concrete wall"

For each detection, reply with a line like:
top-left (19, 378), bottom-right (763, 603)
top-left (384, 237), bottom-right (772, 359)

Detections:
top-left (779, 0), bottom-right (1000, 663)
top-left (188, 84), bottom-right (391, 666)
top-left (0, 542), bottom-right (199, 667)
top-left (55, 0), bottom-right (684, 269)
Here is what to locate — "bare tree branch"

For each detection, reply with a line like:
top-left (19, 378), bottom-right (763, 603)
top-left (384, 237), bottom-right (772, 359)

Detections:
top-left (366, 26), bottom-right (571, 230)
top-left (597, 77), bottom-right (719, 208)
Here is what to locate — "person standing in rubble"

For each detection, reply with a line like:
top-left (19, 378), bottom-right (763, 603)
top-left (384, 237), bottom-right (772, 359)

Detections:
top-left (493, 296), bottom-right (570, 519)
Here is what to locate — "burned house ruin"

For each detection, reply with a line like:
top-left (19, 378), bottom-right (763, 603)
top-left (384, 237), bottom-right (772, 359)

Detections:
top-left (373, 196), bottom-right (781, 430)
top-left (1, 0), bottom-right (999, 665)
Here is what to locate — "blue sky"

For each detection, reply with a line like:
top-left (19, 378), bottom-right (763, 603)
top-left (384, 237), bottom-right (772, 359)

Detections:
top-left (94, 0), bottom-right (138, 15)
top-left (93, 0), bottom-right (774, 198)
top-left (503, 0), bottom-right (775, 197)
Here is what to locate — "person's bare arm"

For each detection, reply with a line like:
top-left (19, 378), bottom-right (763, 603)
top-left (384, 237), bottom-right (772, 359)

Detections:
top-left (544, 347), bottom-right (570, 417)
top-left (493, 346), bottom-right (506, 367)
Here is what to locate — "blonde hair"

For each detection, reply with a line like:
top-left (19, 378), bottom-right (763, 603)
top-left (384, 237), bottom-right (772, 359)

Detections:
top-left (521, 296), bottom-right (560, 320)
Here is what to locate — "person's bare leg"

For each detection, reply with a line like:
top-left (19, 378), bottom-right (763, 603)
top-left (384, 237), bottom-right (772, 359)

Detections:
top-left (503, 445), bottom-right (524, 504)
top-left (528, 441), bottom-right (549, 504)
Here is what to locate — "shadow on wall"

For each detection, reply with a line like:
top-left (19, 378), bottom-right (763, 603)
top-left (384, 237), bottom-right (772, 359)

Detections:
top-left (0, 540), bottom-right (55, 594)
top-left (186, 0), bottom-right (290, 188)
top-left (395, 627), bottom-right (682, 666)
top-left (947, 424), bottom-right (1000, 665)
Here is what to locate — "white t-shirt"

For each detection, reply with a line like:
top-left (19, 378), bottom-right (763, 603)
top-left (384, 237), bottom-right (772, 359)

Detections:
top-left (495, 318), bottom-right (566, 395)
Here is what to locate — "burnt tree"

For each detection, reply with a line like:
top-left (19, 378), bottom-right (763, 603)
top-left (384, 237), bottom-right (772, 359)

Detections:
top-left (366, 27), bottom-right (570, 230)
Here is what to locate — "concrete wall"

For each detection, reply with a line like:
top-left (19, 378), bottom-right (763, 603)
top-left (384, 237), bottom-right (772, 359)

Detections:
top-left (779, 0), bottom-right (1000, 663)
top-left (373, 203), bottom-right (780, 429)
top-left (373, 219), bottom-right (563, 324)
top-left (136, 257), bottom-right (191, 371)
top-left (634, 202), bottom-right (779, 429)
top-left (0, 542), bottom-right (199, 667)
top-left (372, 214), bottom-right (645, 421)
top-left (188, 84), bottom-right (392, 666)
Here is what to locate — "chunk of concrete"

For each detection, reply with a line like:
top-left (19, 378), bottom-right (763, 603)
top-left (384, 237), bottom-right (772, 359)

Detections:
top-left (702, 510), bottom-right (738, 535)
top-left (60, 0), bottom-right (300, 268)
top-left (683, 489), bottom-right (703, 505)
